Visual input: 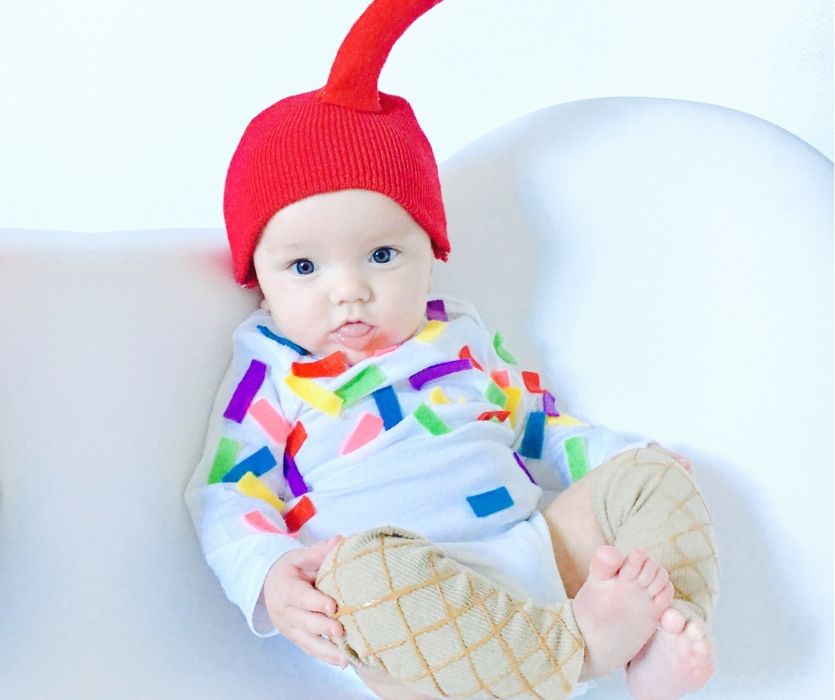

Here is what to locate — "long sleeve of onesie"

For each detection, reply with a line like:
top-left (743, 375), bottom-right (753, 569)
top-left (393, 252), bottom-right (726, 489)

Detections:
top-left (185, 319), bottom-right (304, 637)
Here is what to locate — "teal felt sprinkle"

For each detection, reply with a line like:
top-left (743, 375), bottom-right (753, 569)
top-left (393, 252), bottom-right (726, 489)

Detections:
top-left (414, 403), bottom-right (451, 436)
top-left (257, 325), bottom-right (309, 355)
top-left (466, 486), bottom-right (514, 517)
top-left (519, 412), bottom-right (546, 459)
top-left (564, 436), bottom-right (590, 482)
top-left (484, 380), bottom-right (508, 408)
top-left (334, 365), bottom-right (387, 407)
top-left (492, 331), bottom-right (518, 364)
top-left (208, 436), bottom-right (239, 484)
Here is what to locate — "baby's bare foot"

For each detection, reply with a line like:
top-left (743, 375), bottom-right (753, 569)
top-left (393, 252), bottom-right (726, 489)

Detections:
top-left (573, 546), bottom-right (674, 681)
top-left (626, 608), bottom-right (715, 699)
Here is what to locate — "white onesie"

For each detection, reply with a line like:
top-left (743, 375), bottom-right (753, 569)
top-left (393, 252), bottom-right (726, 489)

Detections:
top-left (185, 296), bottom-right (643, 638)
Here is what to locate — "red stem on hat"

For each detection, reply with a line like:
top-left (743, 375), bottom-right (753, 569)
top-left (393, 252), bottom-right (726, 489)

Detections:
top-left (319, 0), bottom-right (444, 112)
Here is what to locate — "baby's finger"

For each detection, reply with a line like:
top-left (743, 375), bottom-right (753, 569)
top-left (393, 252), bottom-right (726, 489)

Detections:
top-left (290, 627), bottom-right (349, 668)
top-left (291, 607), bottom-right (344, 642)
top-left (296, 581), bottom-right (339, 617)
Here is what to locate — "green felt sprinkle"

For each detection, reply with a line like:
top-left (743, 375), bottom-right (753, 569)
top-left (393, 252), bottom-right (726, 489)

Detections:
top-left (413, 403), bottom-right (451, 436)
top-left (564, 436), bottom-right (590, 482)
top-left (485, 380), bottom-right (508, 408)
top-left (208, 436), bottom-right (239, 484)
top-left (492, 331), bottom-right (518, 365)
top-left (334, 365), bottom-right (387, 407)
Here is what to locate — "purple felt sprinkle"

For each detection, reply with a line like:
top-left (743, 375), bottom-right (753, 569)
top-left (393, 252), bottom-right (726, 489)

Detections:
top-left (283, 452), bottom-right (309, 498)
top-left (426, 299), bottom-right (448, 322)
top-left (543, 390), bottom-right (560, 417)
top-left (223, 360), bottom-right (267, 423)
top-left (513, 452), bottom-right (537, 484)
top-left (409, 359), bottom-right (472, 390)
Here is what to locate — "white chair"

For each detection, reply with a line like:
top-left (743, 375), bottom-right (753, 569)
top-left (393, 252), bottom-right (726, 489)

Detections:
top-left (0, 97), bottom-right (831, 698)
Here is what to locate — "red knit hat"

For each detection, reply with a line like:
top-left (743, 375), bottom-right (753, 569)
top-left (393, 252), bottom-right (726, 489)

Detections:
top-left (224, 0), bottom-right (449, 289)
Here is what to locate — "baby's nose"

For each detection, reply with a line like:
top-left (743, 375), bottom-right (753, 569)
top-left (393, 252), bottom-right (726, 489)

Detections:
top-left (330, 268), bottom-right (371, 304)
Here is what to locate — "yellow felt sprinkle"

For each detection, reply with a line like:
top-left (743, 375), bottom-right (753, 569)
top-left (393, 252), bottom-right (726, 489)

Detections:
top-left (504, 386), bottom-right (523, 427)
top-left (547, 414), bottom-right (589, 428)
top-left (284, 374), bottom-right (343, 417)
top-left (414, 320), bottom-right (445, 343)
top-left (429, 386), bottom-right (451, 404)
top-left (237, 472), bottom-right (285, 512)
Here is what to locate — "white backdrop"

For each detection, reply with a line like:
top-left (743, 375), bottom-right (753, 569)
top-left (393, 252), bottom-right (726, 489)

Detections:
top-left (0, 0), bottom-right (831, 232)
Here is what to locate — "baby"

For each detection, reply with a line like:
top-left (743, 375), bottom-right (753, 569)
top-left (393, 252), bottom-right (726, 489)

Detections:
top-left (185, 1), bottom-right (718, 699)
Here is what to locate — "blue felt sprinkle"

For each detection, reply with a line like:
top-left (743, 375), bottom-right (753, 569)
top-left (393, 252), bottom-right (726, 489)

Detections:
top-left (372, 385), bottom-right (403, 430)
top-left (257, 325), bottom-right (309, 355)
top-left (519, 411), bottom-right (546, 459)
top-left (466, 486), bottom-right (514, 517)
top-left (221, 446), bottom-right (277, 483)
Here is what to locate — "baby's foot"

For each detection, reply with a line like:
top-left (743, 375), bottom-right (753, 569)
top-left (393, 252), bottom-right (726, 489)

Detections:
top-left (626, 608), bottom-right (715, 699)
top-left (572, 546), bottom-right (674, 681)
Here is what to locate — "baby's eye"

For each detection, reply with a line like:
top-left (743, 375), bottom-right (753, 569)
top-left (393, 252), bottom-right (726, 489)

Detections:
top-left (291, 259), bottom-right (316, 275)
top-left (370, 247), bottom-right (398, 264)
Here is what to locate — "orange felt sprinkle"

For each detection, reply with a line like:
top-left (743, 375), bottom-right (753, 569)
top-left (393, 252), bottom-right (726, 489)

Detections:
top-left (458, 346), bottom-right (484, 372)
top-left (522, 370), bottom-right (545, 393)
top-left (285, 496), bottom-right (316, 533)
top-left (285, 422), bottom-right (307, 458)
top-left (491, 370), bottom-right (510, 388)
top-left (291, 352), bottom-right (348, 378)
top-left (477, 410), bottom-right (511, 422)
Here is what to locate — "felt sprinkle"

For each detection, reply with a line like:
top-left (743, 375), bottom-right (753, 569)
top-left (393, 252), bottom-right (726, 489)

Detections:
top-left (458, 345), bottom-right (484, 372)
top-left (249, 398), bottom-right (292, 444)
top-left (409, 359), bottom-right (472, 390)
top-left (519, 412), bottom-right (546, 459)
top-left (372, 385), bottom-right (403, 429)
top-left (285, 495), bottom-right (316, 533)
top-left (257, 325), bottom-right (309, 355)
top-left (543, 390), bottom-right (560, 417)
top-left (513, 452), bottom-right (537, 484)
top-left (477, 410), bottom-right (510, 422)
top-left (285, 421), bottom-right (307, 458)
top-left (429, 387), bottom-right (451, 404)
top-left (208, 437), bottom-right (239, 484)
top-left (522, 371), bottom-right (545, 393)
top-left (504, 386), bottom-right (523, 427)
top-left (291, 352), bottom-right (348, 378)
top-left (283, 452), bottom-right (309, 498)
top-left (492, 332), bottom-right (518, 364)
top-left (547, 414), bottom-right (588, 428)
top-left (414, 403), bottom-right (451, 436)
top-left (334, 365), bottom-right (387, 407)
top-left (223, 360), bottom-right (267, 423)
top-left (426, 299), bottom-right (448, 322)
top-left (485, 380), bottom-right (508, 407)
top-left (564, 436), bottom-right (590, 482)
top-left (222, 446), bottom-right (277, 483)
top-left (243, 510), bottom-right (286, 534)
top-left (340, 413), bottom-right (384, 454)
top-left (414, 320), bottom-right (446, 343)
top-left (284, 374), bottom-right (343, 416)
top-left (466, 486), bottom-right (514, 517)
top-left (490, 370), bottom-right (510, 388)
top-left (237, 472), bottom-right (285, 512)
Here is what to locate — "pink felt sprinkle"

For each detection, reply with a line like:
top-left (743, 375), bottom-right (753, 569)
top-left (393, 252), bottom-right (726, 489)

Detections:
top-left (243, 510), bottom-right (284, 534)
top-left (426, 299), bottom-right (448, 322)
top-left (373, 344), bottom-right (399, 357)
top-left (249, 398), bottom-right (292, 444)
top-left (409, 359), bottom-right (472, 390)
top-left (340, 413), bottom-right (384, 454)
top-left (491, 370), bottom-right (510, 388)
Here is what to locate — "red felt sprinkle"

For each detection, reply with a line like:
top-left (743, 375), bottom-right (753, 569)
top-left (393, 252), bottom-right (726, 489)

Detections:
top-left (477, 410), bottom-right (511, 422)
top-left (284, 496), bottom-right (316, 533)
top-left (291, 352), bottom-right (348, 378)
top-left (490, 370), bottom-right (510, 388)
top-left (285, 422), bottom-right (307, 458)
top-left (522, 370), bottom-right (545, 393)
top-left (459, 346), bottom-right (484, 372)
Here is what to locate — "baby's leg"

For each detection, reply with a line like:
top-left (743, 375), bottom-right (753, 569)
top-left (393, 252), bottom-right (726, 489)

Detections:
top-left (545, 446), bottom-right (718, 698)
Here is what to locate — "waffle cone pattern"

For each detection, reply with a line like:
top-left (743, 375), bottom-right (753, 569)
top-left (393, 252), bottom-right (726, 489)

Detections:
top-left (316, 526), bottom-right (584, 699)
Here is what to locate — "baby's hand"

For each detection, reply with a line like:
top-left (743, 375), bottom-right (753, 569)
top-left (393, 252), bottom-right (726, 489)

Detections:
top-left (262, 536), bottom-right (348, 668)
top-left (647, 441), bottom-right (693, 473)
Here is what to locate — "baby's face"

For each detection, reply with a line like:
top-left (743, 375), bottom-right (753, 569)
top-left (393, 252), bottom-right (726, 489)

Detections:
top-left (253, 189), bottom-right (434, 365)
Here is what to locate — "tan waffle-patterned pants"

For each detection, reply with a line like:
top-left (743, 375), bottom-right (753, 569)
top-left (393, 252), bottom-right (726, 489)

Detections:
top-left (315, 447), bottom-right (718, 699)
